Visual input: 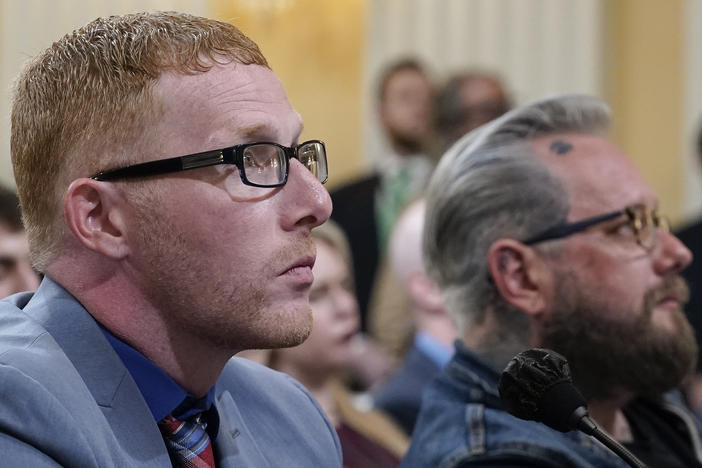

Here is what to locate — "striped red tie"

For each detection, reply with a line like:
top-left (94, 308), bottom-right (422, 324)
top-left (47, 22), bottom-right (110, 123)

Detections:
top-left (159, 413), bottom-right (216, 468)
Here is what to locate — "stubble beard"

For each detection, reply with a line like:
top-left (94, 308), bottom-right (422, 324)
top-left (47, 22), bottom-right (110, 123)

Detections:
top-left (388, 129), bottom-right (427, 155)
top-left (540, 273), bottom-right (698, 403)
top-left (130, 192), bottom-right (314, 354)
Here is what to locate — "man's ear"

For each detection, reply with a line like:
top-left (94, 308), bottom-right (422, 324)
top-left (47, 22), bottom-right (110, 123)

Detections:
top-left (64, 178), bottom-right (130, 259)
top-left (487, 238), bottom-right (551, 316)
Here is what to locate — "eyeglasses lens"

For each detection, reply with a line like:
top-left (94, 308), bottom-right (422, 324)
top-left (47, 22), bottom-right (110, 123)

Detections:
top-left (299, 141), bottom-right (328, 184)
top-left (629, 206), bottom-right (668, 250)
top-left (243, 144), bottom-right (286, 186)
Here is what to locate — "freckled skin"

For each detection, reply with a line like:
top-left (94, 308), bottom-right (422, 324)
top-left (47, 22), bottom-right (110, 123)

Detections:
top-left (274, 240), bottom-right (361, 378)
top-left (126, 62), bottom-right (332, 353)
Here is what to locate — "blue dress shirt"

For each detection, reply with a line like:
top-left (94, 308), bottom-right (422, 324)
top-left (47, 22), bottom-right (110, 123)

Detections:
top-left (100, 326), bottom-right (216, 422)
top-left (414, 331), bottom-right (453, 369)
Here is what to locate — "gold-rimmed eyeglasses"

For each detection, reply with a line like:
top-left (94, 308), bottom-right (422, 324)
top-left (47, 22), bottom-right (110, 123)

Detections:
top-left (523, 204), bottom-right (669, 250)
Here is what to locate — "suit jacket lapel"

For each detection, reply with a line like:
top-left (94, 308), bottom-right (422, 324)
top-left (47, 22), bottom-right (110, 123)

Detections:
top-left (22, 278), bottom-right (170, 465)
top-left (215, 389), bottom-right (271, 468)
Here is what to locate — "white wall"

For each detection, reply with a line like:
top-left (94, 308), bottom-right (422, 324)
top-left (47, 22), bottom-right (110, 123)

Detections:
top-left (0, 0), bottom-right (210, 188)
top-left (3, 0), bottom-right (702, 219)
top-left (364, 0), bottom-right (605, 167)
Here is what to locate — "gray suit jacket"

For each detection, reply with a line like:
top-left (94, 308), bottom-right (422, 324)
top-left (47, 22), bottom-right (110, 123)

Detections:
top-left (0, 278), bottom-right (342, 467)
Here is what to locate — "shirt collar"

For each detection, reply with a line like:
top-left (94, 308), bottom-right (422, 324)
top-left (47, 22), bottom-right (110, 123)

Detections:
top-left (415, 332), bottom-right (454, 369)
top-left (99, 325), bottom-right (215, 422)
top-left (378, 152), bottom-right (432, 177)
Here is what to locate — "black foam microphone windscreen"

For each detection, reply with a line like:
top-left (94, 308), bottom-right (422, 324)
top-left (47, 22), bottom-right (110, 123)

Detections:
top-left (498, 348), bottom-right (648, 468)
top-left (497, 348), bottom-right (587, 432)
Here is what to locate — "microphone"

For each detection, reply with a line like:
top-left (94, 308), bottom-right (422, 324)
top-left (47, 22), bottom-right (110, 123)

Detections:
top-left (497, 348), bottom-right (647, 468)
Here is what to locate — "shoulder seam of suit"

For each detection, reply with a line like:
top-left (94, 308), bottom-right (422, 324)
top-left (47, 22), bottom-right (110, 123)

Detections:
top-left (0, 330), bottom-right (50, 361)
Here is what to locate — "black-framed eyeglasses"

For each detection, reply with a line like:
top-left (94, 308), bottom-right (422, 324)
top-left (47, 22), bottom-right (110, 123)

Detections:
top-left (91, 140), bottom-right (328, 188)
top-left (523, 204), bottom-right (669, 250)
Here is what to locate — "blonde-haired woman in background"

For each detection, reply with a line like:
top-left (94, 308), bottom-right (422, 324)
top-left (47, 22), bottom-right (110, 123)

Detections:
top-left (267, 220), bottom-right (408, 467)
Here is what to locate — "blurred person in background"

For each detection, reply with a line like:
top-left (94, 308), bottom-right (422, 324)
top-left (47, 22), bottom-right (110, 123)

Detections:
top-left (675, 120), bottom-right (702, 415)
top-left (373, 198), bottom-right (456, 436)
top-left (268, 220), bottom-right (409, 468)
top-left (368, 71), bottom-right (510, 360)
top-left (435, 71), bottom-right (511, 152)
top-left (0, 185), bottom-right (40, 297)
top-left (331, 58), bottom-right (436, 331)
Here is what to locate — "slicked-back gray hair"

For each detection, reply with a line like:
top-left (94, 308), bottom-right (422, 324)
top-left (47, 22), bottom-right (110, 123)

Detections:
top-left (423, 95), bottom-right (611, 343)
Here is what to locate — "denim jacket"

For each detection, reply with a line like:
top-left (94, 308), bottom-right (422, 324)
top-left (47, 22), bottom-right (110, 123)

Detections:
top-left (401, 341), bottom-right (702, 468)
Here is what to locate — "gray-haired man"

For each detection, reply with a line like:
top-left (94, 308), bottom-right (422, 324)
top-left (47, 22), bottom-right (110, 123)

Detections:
top-left (402, 95), bottom-right (702, 468)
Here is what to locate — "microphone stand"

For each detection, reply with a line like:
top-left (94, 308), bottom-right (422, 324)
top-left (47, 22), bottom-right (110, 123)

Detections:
top-left (570, 407), bottom-right (647, 468)
top-left (499, 349), bottom-right (649, 468)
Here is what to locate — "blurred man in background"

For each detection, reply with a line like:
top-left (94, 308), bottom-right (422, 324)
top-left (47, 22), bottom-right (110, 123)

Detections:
top-left (331, 58), bottom-right (435, 330)
top-left (0, 185), bottom-right (39, 297)
top-left (368, 71), bottom-right (510, 363)
top-left (373, 199), bottom-right (455, 436)
top-left (675, 121), bottom-right (702, 415)
top-left (435, 71), bottom-right (510, 152)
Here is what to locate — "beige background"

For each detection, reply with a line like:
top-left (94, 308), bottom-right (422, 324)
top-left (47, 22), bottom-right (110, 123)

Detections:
top-left (1, 0), bottom-right (701, 225)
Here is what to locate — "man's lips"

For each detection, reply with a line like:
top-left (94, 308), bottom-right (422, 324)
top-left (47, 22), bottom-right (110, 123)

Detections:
top-left (653, 288), bottom-right (688, 312)
top-left (651, 276), bottom-right (690, 310)
top-left (656, 295), bottom-right (683, 310)
top-left (279, 255), bottom-right (316, 282)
